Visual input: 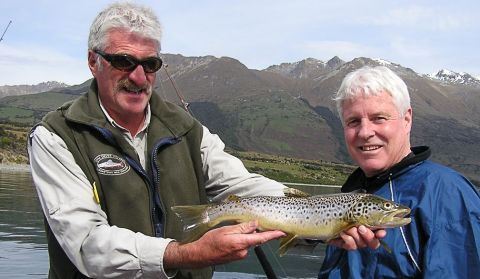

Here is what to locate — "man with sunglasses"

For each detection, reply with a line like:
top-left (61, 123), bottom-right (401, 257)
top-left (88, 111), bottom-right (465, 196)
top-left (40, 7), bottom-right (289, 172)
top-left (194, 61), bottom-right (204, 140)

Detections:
top-left (28, 2), bottom-right (383, 279)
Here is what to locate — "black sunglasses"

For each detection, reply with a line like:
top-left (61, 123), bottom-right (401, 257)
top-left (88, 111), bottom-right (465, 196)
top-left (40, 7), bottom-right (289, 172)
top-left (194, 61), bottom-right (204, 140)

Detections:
top-left (94, 50), bottom-right (163, 73)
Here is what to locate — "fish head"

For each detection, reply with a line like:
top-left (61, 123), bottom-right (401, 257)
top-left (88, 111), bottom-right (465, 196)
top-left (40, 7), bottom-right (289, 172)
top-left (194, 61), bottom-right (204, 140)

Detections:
top-left (350, 194), bottom-right (411, 229)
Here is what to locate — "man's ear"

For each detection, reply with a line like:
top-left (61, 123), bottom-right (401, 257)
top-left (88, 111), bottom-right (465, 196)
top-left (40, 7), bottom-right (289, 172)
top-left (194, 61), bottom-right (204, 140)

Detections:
top-left (88, 50), bottom-right (97, 76)
top-left (404, 108), bottom-right (413, 131)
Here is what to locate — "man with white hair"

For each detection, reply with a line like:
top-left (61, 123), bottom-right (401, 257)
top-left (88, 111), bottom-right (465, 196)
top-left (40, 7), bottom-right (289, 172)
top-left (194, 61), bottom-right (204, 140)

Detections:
top-left (319, 65), bottom-right (480, 278)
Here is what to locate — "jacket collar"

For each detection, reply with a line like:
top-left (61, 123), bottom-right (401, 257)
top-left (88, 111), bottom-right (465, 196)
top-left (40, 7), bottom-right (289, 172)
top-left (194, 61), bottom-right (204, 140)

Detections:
top-left (342, 146), bottom-right (431, 193)
top-left (61, 79), bottom-right (195, 138)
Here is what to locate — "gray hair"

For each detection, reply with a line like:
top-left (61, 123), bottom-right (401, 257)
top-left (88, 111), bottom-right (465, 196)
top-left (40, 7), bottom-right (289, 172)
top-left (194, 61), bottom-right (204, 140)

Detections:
top-left (88, 1), bottom-right (162, 53)
top-left (334, 66), bottom-right (411, 123)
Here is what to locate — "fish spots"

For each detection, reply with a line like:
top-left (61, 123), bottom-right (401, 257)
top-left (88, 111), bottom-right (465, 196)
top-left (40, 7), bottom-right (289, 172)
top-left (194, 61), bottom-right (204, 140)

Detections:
top-left (190, 193), bottom-right (409, 241)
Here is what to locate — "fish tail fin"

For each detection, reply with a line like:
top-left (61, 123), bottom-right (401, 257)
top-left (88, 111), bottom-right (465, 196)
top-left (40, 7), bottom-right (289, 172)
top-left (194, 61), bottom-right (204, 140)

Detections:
top-left (278, 234), bottom-right (298, 257)
top-left (171, 204), bottom-right (211, 242)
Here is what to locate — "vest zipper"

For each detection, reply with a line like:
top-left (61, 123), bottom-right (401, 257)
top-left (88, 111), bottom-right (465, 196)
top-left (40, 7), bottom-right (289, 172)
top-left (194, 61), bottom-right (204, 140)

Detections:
top-left (150, 136), bottom-right (181, 237)
top-left (123, 155), bottom-right (160, 236)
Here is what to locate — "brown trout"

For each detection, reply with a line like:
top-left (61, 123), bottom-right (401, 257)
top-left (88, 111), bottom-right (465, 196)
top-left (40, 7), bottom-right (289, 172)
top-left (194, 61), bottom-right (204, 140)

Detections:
top-left (171, 191), bottom-right (411, 255)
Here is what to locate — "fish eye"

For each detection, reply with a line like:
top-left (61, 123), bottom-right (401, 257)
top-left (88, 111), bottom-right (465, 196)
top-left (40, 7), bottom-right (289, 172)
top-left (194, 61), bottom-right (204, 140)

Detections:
top-left (384, 202), bottom-right (392, 209)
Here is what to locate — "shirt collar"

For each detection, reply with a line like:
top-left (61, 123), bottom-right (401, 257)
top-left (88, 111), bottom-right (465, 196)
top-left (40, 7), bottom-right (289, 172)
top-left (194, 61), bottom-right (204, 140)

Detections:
top-left (341, 146), bottom-right (431, 193)
top-left (98, 96), bottom-right (151, 136)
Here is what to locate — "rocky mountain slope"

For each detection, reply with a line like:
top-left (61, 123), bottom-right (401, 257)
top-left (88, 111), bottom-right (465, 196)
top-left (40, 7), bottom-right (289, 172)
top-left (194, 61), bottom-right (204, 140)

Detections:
top-left (1, 54), bottom-right (479, 182)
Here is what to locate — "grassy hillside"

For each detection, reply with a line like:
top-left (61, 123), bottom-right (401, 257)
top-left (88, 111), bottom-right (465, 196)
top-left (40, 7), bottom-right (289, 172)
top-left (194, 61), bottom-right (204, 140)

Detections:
top-left (191, 90), bottom-right (341, 163)
top-left (0, 92), bottom-right (80, 125)
top-left (0, 106), bottom-right (35, 125)
top-left (229, 149), bottom-right (354, 185)
top-left (0, 124), bottom-right (29, 164)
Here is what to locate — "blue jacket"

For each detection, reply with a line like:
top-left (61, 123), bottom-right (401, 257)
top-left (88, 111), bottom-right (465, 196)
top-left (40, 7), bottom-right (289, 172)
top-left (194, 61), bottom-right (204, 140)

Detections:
top-left (319, 146), bottom-right (480, 278)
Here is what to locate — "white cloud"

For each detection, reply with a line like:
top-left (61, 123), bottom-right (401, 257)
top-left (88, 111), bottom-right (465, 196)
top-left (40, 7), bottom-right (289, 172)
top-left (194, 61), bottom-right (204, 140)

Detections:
top-left (0, 44), bottom-right (90, 85)
top-left (367, 5), bottom-right (470, 31)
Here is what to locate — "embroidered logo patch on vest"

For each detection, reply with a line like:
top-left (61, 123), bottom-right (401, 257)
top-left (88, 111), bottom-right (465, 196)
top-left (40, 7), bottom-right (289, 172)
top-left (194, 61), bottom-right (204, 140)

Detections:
top-left (94, 154), bottom-right (130, 175)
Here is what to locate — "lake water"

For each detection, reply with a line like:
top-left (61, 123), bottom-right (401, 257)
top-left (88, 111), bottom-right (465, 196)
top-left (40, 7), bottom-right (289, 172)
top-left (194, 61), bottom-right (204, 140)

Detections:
top-left (0, 169), bottom-right (336, 279)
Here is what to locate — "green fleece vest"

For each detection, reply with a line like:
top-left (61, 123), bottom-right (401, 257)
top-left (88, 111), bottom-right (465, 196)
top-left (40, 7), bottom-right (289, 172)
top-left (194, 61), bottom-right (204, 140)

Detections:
top-left (39, 80), bottom-right (212, 278)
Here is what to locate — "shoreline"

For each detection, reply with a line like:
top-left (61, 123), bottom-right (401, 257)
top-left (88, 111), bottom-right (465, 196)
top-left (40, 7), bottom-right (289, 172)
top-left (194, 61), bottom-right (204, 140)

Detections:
top-left (0, 163), bottom-right (30, 172)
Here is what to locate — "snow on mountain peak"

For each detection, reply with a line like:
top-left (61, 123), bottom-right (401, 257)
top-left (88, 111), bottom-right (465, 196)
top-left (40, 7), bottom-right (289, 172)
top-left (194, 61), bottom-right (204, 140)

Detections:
top-left (373, 58), bottom-right (392, 66)
top-left (429, 69), bottom-right (480, 86)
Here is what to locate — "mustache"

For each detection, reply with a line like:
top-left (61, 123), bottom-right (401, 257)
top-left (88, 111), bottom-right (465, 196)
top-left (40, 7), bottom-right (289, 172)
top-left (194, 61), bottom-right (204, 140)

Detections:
top-left (116, 79), bottom-right (152, 94)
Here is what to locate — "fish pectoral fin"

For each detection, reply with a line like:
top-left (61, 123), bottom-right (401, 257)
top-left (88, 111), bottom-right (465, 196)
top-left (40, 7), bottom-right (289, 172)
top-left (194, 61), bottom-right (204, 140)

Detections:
top-left (283, 187), bottom-right (310, 197)
top-left (278, 234), bottom-right (298, 256)
top-left (380, 239), bottom-right (392, 253)
top-left (324, 224), bottom-right (357, 243)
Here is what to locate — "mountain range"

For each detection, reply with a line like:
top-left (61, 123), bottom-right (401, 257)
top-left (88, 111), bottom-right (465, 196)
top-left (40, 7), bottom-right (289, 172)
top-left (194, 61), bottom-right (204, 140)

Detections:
top-left (0, 81), bottom-right (69, 99)
top-left (1, 54), bottom-right (479, 183)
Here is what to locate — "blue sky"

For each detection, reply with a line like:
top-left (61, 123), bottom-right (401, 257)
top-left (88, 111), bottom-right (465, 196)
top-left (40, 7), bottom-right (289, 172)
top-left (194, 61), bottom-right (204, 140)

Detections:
top-left (0, 0), bottom-right (479, 85)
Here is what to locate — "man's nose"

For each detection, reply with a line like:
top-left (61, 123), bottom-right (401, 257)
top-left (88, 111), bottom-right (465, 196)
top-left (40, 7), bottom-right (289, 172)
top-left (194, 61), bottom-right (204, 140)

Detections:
top-left (128, 65), bottom-right (148, 86)
top-left (358, 120), bottom-right (375, 139)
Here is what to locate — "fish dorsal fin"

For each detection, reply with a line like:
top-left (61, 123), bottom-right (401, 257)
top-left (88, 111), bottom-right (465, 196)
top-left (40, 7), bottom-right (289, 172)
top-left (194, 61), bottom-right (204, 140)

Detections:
top-left (278, 234), bottom-right (298, 256)
top-left (283, 187), bottom-right (310, 198)
top-left (226, 195), bottom-right (241, 202)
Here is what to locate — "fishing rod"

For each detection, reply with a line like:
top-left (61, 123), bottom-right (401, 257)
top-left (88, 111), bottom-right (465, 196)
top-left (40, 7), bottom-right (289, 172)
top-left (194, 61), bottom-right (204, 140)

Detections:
top-left (162, 61), bottom-right (279, 279)
top-left (254, 246), bottom-right (278, 279)
top-left (162, 64), bottom-right (194, 116)
top-left (0, 20), bottom-right (12, 42)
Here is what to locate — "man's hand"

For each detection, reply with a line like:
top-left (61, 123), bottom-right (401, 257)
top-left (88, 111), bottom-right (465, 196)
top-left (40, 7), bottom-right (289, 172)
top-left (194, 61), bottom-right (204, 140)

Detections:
top-left (328, 225), bottom-right (386, 250)
top-left (164, 220), bottom-right (285, 269)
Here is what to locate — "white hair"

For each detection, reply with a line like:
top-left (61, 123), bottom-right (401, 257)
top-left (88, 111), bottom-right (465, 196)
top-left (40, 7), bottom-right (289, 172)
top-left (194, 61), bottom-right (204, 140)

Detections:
top-left (88, 1), bottom-right (162, 53)
top-left (334, 66), bottom-right (411, 123)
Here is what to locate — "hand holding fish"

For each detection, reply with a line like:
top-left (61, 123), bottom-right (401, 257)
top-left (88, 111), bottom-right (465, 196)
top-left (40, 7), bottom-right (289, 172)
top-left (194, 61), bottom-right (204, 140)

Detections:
top-left (163, 220), bottom-right (286, 269)
top-left (328, 225), bottom-right (387, 250)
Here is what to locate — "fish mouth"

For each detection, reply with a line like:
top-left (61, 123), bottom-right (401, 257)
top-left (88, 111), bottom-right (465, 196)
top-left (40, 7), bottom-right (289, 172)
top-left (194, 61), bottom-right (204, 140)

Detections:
top-left (379, 208), bottom-right (411, 228)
